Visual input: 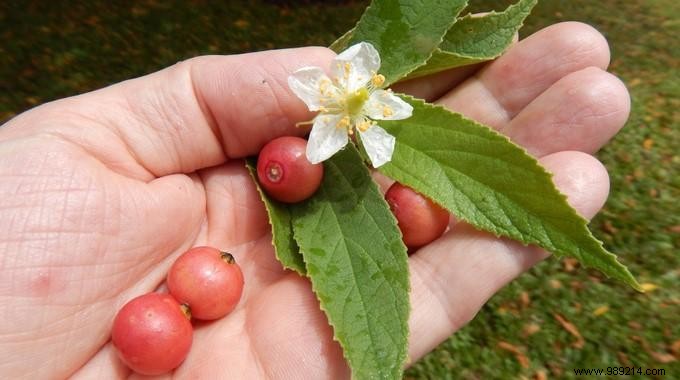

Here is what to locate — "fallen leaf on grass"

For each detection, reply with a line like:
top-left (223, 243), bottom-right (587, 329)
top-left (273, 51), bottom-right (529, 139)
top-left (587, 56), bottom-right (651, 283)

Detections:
top-left (671, 340), bottom-right (680, 359)
top-left (497, 341), bottom-right (530, 368)
top-left (628, 78), bottom-right (642, 87)
top-left (520, 291), bottom-right (530, 308)
top-left (563, 258), bottom-right (579, 272)
top-left (522, 323), bottom-right (541, 337)
top-left (587, 275), bottom-right (602, 284)
top-left (592, 305), bottom-right (610, 316)
top-left (570, 281), bottom-right (585, 291)
top-left (650, 351), bottom-right (676, 363)
top-left (549, 279), bottom-right (562, 289)
top-left (602, 220), bottom-right (618, 234)
top-left (533, 369), bottom-right (547, 380)
top-left (234, 19), bottom-right (250, 29)
top-left (497, 302), bottom-right (520, 316)
top-left (631, 335), bottom-right (677, 363)
top-left (633, 168), bottom-right (644, 179)
top-left (554, 313), bottom-right (585, 349)
top-left (643, 138), bottom-right (654, 150)
top-left (618, 351), bottom-right (631, 366)
top-left (547, 361), bottom-right (563, 377)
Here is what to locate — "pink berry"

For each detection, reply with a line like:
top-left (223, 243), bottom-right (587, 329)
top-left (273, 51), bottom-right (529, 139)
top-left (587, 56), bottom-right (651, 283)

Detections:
top-left (112, 293), bottom-right (192, 375)
top-left (167, 246), bottom-right (244, 320)
top-left (257, 136), bottom-right (323, 203)
top-left (385, 182), bottom-right (449, 250)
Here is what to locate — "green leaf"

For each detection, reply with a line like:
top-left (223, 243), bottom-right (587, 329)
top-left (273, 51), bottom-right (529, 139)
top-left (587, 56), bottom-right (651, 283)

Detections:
top-left (378, 96), bottom-right (642, 291)
top-left (329, 27), bottom-right (354, 53)
top-left (291, 145), bottom-right (410, 379)
top-left (406, 0), bottom-right (537, 80)
top-left (341, 0), bottom-right (468, 84)
top-left (245, 159), bottom-right (306, 275)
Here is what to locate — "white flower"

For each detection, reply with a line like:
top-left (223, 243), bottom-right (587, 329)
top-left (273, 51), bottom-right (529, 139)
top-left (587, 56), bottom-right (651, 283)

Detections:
top-left (288, 42), bottom-right (413, 168)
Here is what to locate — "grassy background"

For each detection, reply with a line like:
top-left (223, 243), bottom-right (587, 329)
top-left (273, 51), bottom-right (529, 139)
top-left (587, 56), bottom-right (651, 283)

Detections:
top-left (1, 0), bottom-right (678, 378)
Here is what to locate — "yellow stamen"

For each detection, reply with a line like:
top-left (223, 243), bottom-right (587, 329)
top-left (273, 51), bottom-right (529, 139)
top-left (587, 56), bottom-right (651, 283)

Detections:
top-left (319, 79), bottom-right (330, 95)
top-left (356, 120), bottom-right (372, 132)
top-left (344, 62), bottom-right (351, 80)
top-left (382, 105), bottom-right (393, 118)
top-left (371, 74), bottom-right (385, 88)
top-left (336, 115), bottom-right (351, 130)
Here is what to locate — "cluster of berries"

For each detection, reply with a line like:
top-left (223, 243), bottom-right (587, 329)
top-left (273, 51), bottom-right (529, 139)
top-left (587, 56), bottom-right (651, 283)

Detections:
top-left (112, 247), bottom-right (244, 375)
top-left (111, 135), bottom-right (448, 376)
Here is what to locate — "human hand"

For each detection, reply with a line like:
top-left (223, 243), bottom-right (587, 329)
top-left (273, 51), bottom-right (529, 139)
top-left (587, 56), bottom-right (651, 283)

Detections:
top-left (0, 22), bottom-right (629, 379)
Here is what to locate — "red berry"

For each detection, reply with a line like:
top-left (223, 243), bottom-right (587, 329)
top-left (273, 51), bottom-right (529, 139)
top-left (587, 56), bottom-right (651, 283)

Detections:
top-left (167, 246), bottom-right (244, 320)
top-left (257, 136), bottom-right (323, 203)
top-left (385, 182), bottom-right (449, 250)
top-left (112, 293), bottom-right (192, 375)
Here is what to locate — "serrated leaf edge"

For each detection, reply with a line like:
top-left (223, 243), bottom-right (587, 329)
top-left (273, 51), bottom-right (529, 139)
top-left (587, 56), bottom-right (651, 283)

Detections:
top-left (441, 0), bottom-right (538, 60)
top-left (405, 0), bottom-right (537, 80)
top-left (385, 94), bottom-right (642, 291)
top-left (245, 159), bottom-right (306, 275)
top-left (291, 146), bottom-right (410, 379)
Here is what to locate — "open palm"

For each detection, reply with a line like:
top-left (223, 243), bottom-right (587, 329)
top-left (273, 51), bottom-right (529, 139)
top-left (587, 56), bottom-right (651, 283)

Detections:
top-left (0, 22), bottom-right (630, 379)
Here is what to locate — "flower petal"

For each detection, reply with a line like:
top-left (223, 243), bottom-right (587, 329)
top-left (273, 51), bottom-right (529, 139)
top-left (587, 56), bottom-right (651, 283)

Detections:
top-left (306, 114), bottom-right (349, 164)
top-left (365, 90), bottom-right (414, 120)
top-left (332, 42), bottom-right (381, 92)
top-left (288, 67), bottom-right (332, 111)
top-left (358, 124), bottom-right (395, 168)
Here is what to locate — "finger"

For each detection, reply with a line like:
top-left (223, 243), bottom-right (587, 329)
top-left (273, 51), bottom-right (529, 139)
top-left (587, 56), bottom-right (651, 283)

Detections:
top-left (197, 161), bottom-right (292, 297)
top-left (391, 63), bottom-right (483, 102)
top-left (406, 151), bottom-right (610, 361)
top-left (173, 275), bottom-right (349, 379)
top-left (437, 22), bottom-right (611, 129)
top-left (0, 135), bottom-right (206, 379)
top-left (502, 67), bottom-right (630, 157)
top-left (69, 344), bottom-right (128, 379)
top-left (198, 161), bottom-right (270, 248)
top-left (3, 47), bottom-right (335, 179)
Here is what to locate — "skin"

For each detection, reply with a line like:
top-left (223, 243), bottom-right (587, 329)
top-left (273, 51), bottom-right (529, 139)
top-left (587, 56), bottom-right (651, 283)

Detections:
top-left (0, 22), bottom-right (629, 379)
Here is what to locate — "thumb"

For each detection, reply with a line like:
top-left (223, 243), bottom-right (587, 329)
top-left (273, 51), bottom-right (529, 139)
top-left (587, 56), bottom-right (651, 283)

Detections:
top-left (6, 47), bottom-right (334, 178)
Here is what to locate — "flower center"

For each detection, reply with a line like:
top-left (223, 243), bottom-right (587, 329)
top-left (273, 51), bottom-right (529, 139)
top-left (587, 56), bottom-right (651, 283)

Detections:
top-left (345, 87), bottom-right (369, 117)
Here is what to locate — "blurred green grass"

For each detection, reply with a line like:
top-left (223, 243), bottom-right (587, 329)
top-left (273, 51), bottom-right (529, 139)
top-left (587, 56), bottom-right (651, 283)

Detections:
top-left (1, 0), bottom-right (678, 378)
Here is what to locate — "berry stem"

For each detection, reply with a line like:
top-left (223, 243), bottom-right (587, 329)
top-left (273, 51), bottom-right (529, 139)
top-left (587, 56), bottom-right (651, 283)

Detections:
top-left (180, 303), bottom-right (192, 320)
top-left (220, 251), bottom-right (236, 264)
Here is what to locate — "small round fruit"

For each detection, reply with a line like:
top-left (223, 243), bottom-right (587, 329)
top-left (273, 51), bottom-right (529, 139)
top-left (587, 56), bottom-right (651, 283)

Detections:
top-left (112, 293), bottom-right (192, 375)
top-left (167, 246), bottom-right (244, 320)
top-left (257, 136), bottom-right (323, 203)
top-left (385, 182), bottom-right (449, 249)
